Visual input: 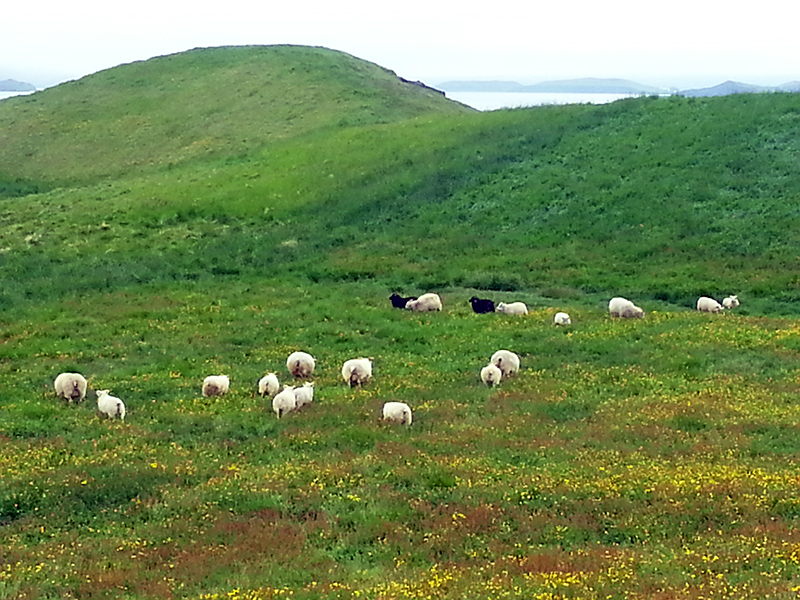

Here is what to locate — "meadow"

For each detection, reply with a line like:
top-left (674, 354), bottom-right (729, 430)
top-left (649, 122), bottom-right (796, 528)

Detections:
top-left (1, 46), bottom-right (799, 599)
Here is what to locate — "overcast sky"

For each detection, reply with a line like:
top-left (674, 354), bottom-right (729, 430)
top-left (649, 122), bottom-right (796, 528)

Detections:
top-left (3, 0), bottom-right (799, 90)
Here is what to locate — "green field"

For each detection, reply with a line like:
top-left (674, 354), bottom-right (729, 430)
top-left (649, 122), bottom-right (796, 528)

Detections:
top-left (1, 45), bottom-right (799, 599)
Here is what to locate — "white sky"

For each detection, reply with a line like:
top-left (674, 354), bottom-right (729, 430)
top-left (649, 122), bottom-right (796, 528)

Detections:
top-left (3, 0), bottom-right (799, 90)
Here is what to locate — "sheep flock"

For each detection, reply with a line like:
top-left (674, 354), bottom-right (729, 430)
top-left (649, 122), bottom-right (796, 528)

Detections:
top-left (50, 291), bottom-right (740, 425)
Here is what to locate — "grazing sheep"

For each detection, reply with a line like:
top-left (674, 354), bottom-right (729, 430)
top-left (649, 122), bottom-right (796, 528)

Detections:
top-left (96, 390), bottom-right (126, 420)
top-left (202, 375), bottom-right (230, 397)
top-left (286, 351), bottom-right (315, 378)
top-left (390, 293), bottom-right (417, 309)
top-left (258, 373), bottom-right (280, 397)
top-left (342, 357), bottom-right (373, 387)
top-left (608, 297), bottom-right (645, 318)
top-left (405, 293), bottom-right (442, 312)
top-left (382, 401), bottom-right (413, 425)
top-left (495, 301), bottom-right (528, 315)
top-left (697, 296), bottom-right (723, 313)
top-left (54, 372), bottom-right (87, 404)
top-left (272, 386), bottom-right (297, 418)
top-left (480, 363), bottom-right (503, 387)
top-left (293, 382), bottom-right (315, 408)
top-left (469, 296), bottom-right (495, 314)
top-left (491, 350), bottom-right (520, 379)
top-left (554, 312), bottom-right (572, 326)
top-left (722, 295), bottom-right (740, 309)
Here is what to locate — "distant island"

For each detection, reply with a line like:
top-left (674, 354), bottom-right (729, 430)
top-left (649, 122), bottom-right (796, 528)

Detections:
top-left (0, 79), bottom-right (36, 92)
top-left (677, 80), bottom-right (800, 97)
top-left (437, 78), bottom-right (669, 95)
top-left (438, 77), bottom-right (800, 98)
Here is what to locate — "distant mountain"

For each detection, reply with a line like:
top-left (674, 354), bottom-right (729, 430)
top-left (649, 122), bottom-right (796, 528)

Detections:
top-left (437, 78), bottom-right (668, 95)
top-left (0, 79), bottom-right (36, 92)
top-left (678, 80), bottom-right (800, 97)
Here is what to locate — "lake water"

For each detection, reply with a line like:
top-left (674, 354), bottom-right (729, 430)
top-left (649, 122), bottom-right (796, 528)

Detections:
top-left (444, 91), bottom-right (640, 111)
top-left (0, 90), bottom-right (36, 102)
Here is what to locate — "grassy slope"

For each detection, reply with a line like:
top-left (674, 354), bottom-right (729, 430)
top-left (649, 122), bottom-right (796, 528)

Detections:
top-left (0, 46), bottom-right (799, 599)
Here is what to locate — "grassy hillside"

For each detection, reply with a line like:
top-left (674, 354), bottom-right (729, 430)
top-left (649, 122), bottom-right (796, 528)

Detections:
top-left (1, 46), bottom-right (799, 599)
top-left (0, 45), bottom-right (470, 187)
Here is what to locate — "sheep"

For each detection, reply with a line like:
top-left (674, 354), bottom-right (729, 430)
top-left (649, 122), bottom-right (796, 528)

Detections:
top-left (495, 301), bottom-right (528, 315)
top-left (341, 357), bottom-right (373, 387)
top-left (480, 363), bottom-right (503, 387)
top-left (469, 296), bottom-right (495, 314)
top-left (286, 351), bottom-right (315, 378)
top-left (96, 390), bottom-right (126, 420)
top-left (608, 297), bottom-right (645, 318)
top-left (272, 386), bottom-right (297, 418)
top-left (491, 350), bottom-right (520, 379)
top-left (722, 295), bottom-right (740, 309)
top-left (697, 296), bottom-right (723, 313)
top-left (405, 293), bottom-right (442, 312)
top-left (293, 382), bottom-right (315, 408)
top-left (554, 312), bottom-right (572, 326)
top-left (258, 373), bottom-right (280, 397)
top-left (53, 372), bottom-right (87, 404)
top-left (390, 293), bottom-right (417, 309)
top-left (202, 375), bottom-right (229, 397)
top-left (382, 401), bottom-right (413, 425)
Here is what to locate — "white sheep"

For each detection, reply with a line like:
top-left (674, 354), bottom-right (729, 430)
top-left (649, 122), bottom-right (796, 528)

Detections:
top-left (696, 296), bottom-right (723, 313)
top-left (96, 390), bottom-right (126, 420)
top-left (722, 295), bottom-right (740, 309)
top-left (53, 372), bottom-right (87, 403)
top-left (491, 350), bottom-right (520, 379)
top-left (495, 301), bottom-right (528, 315)
top-left (272, 386), bottom-right (297, 418)
top-left (258, 373), bottom-right (280, 397)
top-left (382, 401), bottom-right (413, 425)
top-left (202, 375), bottom-right (229, 397)
top-left (341, 357), bottom-right (373, 387)
top-left (480, 363), bottom-right (503, 387)
top-left (405, 293), bottom-right (442, 312)
top-left (293, 382), bottom-right (315, 408)
top-left (608, 297), bottom-right (645, 318)
top-left (554, 312), bottom-right (572, 326)
top-left (286, 351), bottom-right (315, 378)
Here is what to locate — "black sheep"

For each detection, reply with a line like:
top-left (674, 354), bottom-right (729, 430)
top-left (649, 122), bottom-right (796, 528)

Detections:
top-left (390, 293), bottom-right (417, 309)
top-left (469, 296), bottom-right (495, 314)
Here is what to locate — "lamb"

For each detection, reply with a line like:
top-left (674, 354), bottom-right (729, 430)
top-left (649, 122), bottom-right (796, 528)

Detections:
top-left (495, 301), bottom-right (528, 315)
top-left (258, 373), bottom-right (280, 397)
top-left (469, 296), bottom-right (495, 314)
top-left (293, 382), bottom-right (314, 408)
top-left (554, 312), bottom-right (572, 326)
top-left (202, 375), bottom-right (229, 397)
top-left (286, 351), bottom-right (315, 378)
top-left (405, 293), bottom-right (442, 312)
top-left (96, 390), bottom-right (126, 420)
top-left (390, 293), bottom-right (417, 309)
top-left (480, 363), bottom-right (503, 387)
top-left (382, 401), bottom-right (413, 425)
top-left (608, 297), bottom-right (645, 318)
top-left (491, 350), bottom-right (520, 379)
top-left (53, 372), bottom-right (87, 404)
top-left (341, 357), bottom-right (373, 387)
top-left (272, 386), bottom-right (297, 418)
top-left (722, 295), bottom-right (740, 309)
top-left (696, 296), bottom-right (723, 313)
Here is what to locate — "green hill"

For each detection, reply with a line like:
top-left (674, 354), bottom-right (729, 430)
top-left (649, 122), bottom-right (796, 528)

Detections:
top-left (1, 46), bottom-right (799, 312)
top-left (0, 45), bottom-right (470, 187)
top-left (1, 46), bottom-right (799, 599)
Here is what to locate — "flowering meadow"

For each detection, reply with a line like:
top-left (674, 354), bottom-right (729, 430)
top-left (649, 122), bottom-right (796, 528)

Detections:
top-left (1, 283), bottom-right (798, 599)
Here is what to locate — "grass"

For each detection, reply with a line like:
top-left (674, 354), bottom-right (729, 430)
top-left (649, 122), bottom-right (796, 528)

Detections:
top-left (0, 45), bottom-right (799, 599)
